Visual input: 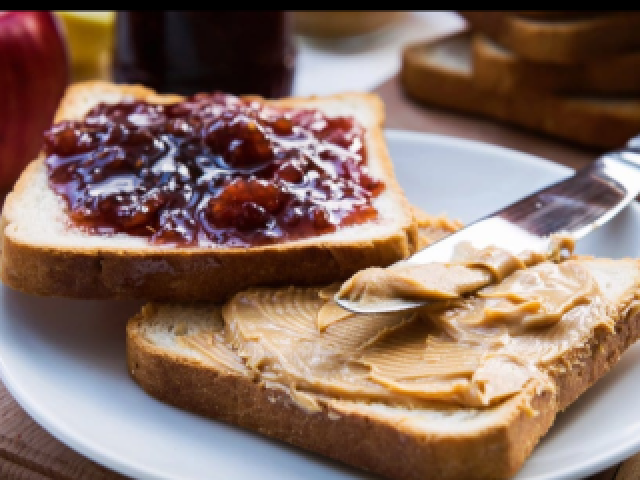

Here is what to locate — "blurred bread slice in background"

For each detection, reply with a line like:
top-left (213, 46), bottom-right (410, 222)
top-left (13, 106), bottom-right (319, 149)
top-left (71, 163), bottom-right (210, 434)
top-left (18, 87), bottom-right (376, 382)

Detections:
top-left (459, 11), bottom-right (640, 64)
top-left (472, 33), bottom-right (640, 95)
top-left (400, 11), bottom-right (640, 150)
top-left (401, 31), bottom-right (640, 150)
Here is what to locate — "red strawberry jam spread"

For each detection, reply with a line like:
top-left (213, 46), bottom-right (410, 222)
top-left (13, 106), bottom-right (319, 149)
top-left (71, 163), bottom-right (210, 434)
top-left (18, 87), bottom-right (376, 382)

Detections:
top-left (43, 93), bottom-right (384, 247)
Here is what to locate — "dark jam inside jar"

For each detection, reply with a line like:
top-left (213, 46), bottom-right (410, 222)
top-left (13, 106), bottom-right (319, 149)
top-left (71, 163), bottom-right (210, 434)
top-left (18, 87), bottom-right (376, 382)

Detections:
top-left (43, 93), bottom-right (385, 247)
top-left (112, 11), bottom-right (295, 98)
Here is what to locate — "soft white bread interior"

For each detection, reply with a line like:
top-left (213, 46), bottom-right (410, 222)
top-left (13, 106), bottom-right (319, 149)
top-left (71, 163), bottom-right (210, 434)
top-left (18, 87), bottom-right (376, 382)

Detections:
top-left (1, 81), bottom-right (418, 302)
top-left (127, 258), bottom-right (640, 480)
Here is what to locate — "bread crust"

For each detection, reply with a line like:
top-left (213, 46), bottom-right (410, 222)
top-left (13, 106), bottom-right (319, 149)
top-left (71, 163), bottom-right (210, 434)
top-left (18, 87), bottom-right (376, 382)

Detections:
top-left (1, 81), bottom-right (417, 303)
top-left (126, 286), bottom-right (640, 479)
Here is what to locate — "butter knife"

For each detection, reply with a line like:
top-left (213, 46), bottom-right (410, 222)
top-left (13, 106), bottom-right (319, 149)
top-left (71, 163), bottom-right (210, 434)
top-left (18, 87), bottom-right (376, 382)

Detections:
top-left (336, 135), bottom-right (640, 314)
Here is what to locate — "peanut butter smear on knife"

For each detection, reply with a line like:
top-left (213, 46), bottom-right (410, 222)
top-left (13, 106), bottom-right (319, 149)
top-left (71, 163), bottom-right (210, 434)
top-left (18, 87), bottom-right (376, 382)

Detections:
top-left (330, 234), bottom-right (576, 330)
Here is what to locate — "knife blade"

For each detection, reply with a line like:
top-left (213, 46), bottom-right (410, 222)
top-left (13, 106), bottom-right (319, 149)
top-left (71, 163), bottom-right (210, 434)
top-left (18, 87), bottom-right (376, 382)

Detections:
top-left (335, 136), bottom-right (640, 314)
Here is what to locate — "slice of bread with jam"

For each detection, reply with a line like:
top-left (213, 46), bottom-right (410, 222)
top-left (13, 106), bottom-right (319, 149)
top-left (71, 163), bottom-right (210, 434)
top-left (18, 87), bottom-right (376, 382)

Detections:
top-left (1, 81), bottom-right (418, 303)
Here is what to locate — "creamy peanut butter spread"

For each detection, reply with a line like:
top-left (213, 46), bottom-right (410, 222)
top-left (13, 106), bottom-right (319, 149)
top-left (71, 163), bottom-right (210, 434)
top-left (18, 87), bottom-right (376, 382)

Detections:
top-left (411, 207), bottom-right (463, 250)
top-left (178, 236), bottom-right (613, 413)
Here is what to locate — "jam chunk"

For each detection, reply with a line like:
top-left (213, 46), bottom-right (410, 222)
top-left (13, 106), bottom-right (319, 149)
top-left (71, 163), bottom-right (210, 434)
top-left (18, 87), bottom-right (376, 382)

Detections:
top-left (44, 93), bottom-right (384, 247)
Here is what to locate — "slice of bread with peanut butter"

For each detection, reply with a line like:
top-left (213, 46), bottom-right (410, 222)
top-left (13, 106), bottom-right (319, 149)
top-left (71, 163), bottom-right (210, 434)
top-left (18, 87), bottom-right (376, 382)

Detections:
top-left (0, 81), bottom-right (418, 303)
top-left (127, 245), bottom-right (640, 479)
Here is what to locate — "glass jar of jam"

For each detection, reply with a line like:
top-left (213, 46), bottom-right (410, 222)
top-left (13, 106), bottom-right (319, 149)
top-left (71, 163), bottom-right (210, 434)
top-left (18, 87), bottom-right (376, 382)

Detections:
top-left (111, 11), bottom-right (295, 98)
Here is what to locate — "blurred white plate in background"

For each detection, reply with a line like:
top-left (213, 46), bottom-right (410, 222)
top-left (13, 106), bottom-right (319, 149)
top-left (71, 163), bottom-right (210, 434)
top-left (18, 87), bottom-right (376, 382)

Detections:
top-left (292, 11), bottom-right (464, 96)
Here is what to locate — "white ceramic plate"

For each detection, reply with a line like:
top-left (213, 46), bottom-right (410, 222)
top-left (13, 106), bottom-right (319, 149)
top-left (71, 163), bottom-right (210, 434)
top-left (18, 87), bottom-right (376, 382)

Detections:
top-left (2, 130), bottom-right (640, 480)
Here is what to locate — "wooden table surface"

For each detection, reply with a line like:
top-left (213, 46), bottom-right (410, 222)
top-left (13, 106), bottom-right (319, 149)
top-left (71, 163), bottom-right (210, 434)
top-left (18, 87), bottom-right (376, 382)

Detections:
top-left (0, 73), bottom-right (637, 480)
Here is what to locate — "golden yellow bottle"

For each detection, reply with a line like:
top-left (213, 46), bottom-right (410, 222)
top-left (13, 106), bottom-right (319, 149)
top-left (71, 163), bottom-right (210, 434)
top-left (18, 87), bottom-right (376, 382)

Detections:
top-left (55, 11), bottom-right (115, 81)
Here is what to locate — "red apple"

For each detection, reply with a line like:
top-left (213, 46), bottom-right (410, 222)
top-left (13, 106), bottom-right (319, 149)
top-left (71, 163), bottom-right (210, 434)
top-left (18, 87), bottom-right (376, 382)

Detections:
top-left (0, 11), bottom-right (70, 190)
